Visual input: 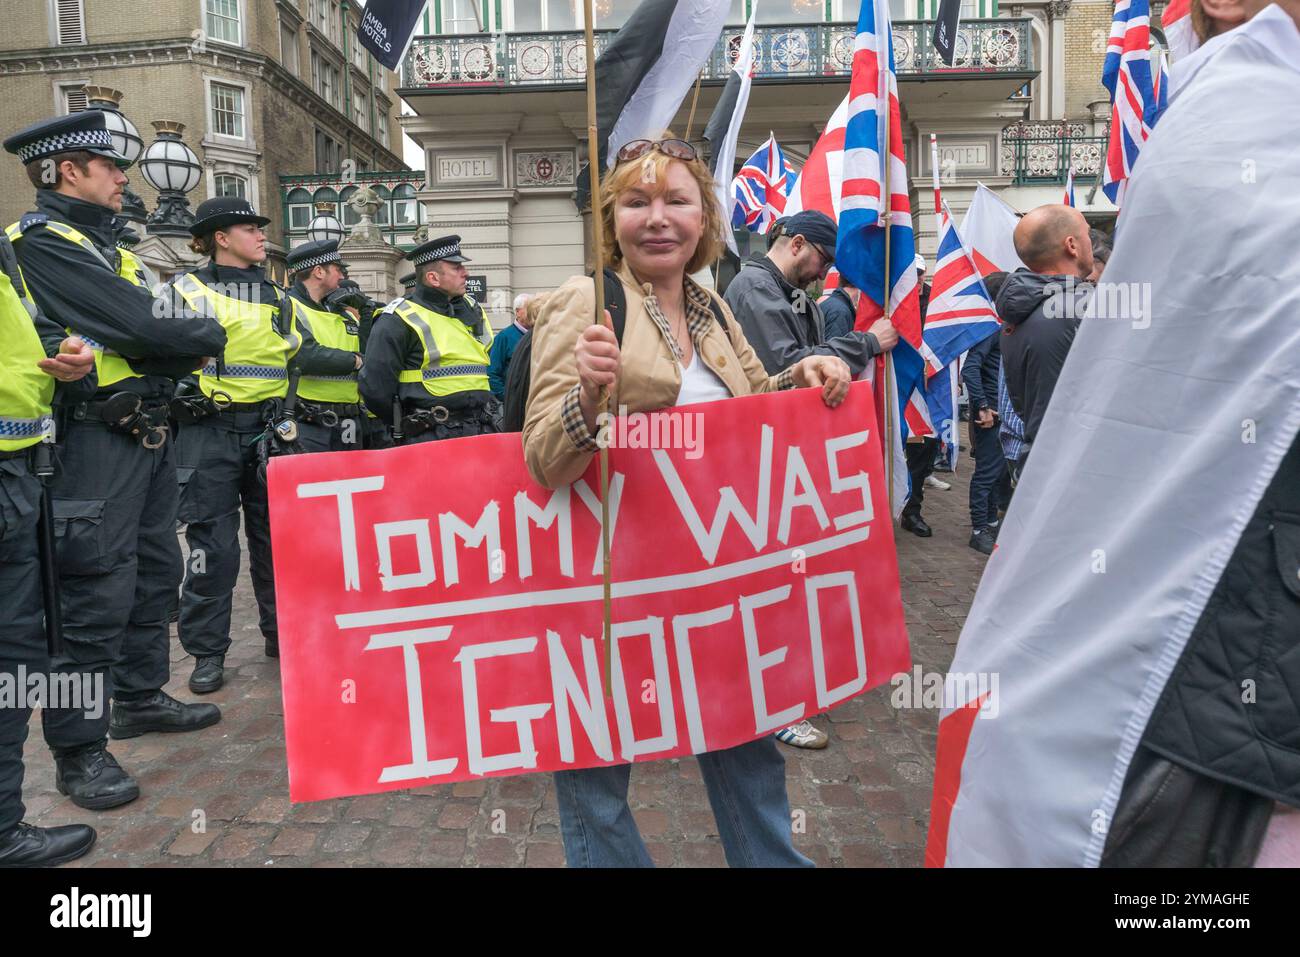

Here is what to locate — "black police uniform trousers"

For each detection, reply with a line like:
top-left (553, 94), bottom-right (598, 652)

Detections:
top-left (0, 455), bottom-right (46, 832)
top-left (40, 418), bottom-right (179, 755)
top-left (967, 420), bottom-right (1008, 531)
top-left (175, 408), bottom-right (277, 658)
top-left (295, 413), bottom-right (363, 455)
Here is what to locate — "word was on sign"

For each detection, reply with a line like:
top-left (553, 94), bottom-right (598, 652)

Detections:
top-left (268, 382), bottom-right (909, 802)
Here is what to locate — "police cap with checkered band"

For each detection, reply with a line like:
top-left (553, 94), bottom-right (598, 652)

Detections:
top-left (407, 234), bottom-right (471, 267)
top-left (3, 111), bottom-right (131, 169)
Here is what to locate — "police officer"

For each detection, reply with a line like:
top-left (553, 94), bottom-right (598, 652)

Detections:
top-left (3, 112), bottom-right (227, 812)
top-left (168, 198), bottom-right (349, 694)
top-left (0, 228), bottom-right (99, 866)
top-left (283, 240), bottom-right (369, 454)
top-left (360, 236), bottom-right (500, 444)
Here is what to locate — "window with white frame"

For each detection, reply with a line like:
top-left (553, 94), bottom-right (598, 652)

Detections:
top-left (329, 0), bottom-right (341, 43)
top-left (210, 82), bottom-right (245, 139)
top-left (214, 172), bottom-right (247, 199)
top-left (375, 107), bottom-right (390, 149)
top-left (280, 20), bottom-right (300, 75)
top-left (311, 0), bottom-right (329, 35)
top-left (58, 83), bottom-right (88, 114)
top-left (286, 187), bottom-right (314, 229)
top-left (53, 0), bottom-right (85, 45)
top-left (205, 0), bottom-right (241, 46)
top-left (351, 30), bottom-right (368, 70)
top-left (353, 90), bottom-right (368, 132)
top-left (391, 184), bottom-right (418, 227)
top-left (312, 51), bottom-right (341, 109)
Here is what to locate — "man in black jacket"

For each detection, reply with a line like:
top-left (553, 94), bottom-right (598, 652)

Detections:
top-left (996, 205), bottom-right (1095, 470)
top-left (960, 272), bottom-right (1010, 555)
top-left (723, 211), bottom-right (897, 377)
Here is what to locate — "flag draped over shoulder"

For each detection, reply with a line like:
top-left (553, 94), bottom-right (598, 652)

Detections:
top-left (731, 134), bottom-right (796, 234)
top-left (1102, 0), bottom-right (1165, 207)
top-left (926, 6), bottom-right (1300, 867)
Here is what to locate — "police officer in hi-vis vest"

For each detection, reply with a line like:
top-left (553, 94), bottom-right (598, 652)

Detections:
top-left (360, 235), bottom-right (500, 443)
top-left (0, 228), bottom-right (100, 866)
top-left (167, 197), bottom-right (354, 695)
top-left (3, 112), bottom-right (227, 813)
top-left (283, 239), bottom-right (370, 453)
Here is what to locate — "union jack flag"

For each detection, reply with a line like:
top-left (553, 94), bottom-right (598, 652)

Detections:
top-left (1102, 0), bottom-right (1165, 207)
top-left (731, 133), bottom-right (795, 233)
top-left (919, 198), bottom-right (1000, 378)
top-left (834, 0), bottom-right (926, 511)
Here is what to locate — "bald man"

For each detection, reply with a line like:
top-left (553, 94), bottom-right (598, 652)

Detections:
top-left (992, 205), bottom-right (1094, 469)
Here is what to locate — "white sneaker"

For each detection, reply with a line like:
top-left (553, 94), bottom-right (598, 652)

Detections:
top-left (924, 475), bottom-right (952, 490)
top-left (775, 720), bottom-right (829, 750)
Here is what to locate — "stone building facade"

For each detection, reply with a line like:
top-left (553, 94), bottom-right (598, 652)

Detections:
top-left (0, 0), bottom-right (407, 273)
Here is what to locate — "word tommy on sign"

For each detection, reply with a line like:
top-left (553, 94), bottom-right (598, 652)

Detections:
top-left (268, 383), bottom-right (909, 802)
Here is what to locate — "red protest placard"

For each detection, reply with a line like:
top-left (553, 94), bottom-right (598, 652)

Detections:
top-left (267, 381), bottom-right (909, 803)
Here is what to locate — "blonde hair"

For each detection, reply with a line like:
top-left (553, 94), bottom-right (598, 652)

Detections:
top-left (599, 141), bottom-right (723, 277)
top-left (1190, 0), bottom-right (1215, 41)
top-left (525, 293), bottom-right (546, 325)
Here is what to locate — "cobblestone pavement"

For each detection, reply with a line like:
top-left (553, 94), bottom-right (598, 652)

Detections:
top-left (23, 457), bottom-right (991, 867)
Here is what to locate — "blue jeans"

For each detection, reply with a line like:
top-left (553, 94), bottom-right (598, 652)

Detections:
top-left (968, 421), bottom-right (1007, 530)
top-left (554, 736), bottom-right (814, 867)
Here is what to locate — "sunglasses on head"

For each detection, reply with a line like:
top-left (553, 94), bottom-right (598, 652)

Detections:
top-left (615, 138), bottom-right (698, 164)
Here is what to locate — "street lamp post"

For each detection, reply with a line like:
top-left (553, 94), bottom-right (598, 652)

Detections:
top-left (139, 121), bottom-right (203, 237)
top-left (307, 201), bottom-right (345, 244)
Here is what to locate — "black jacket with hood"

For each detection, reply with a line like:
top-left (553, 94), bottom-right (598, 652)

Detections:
top-left (995, 269), bottom-right (1093, 448)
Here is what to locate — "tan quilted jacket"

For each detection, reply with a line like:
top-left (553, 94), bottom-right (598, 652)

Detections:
top-left (522, 261), bottom-right (794, 489)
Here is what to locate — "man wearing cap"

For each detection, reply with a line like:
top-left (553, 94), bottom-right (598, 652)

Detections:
top-left (724, 209), bottom-right (898, 386)
top-left (283, 239), bottom-right (372, 455)
top-left (166, 197), bottom-right (349, 694)
top-left (360, 234), bottom-right (500, 444)
top-left (3, 111), bottom-right (228, 812)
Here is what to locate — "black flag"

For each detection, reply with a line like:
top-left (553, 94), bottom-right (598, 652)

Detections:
top-left (357, 0), bottom-right (428, 71)
top-left (932, 0), bottom-right (962, 67)
top-left (574, 0), bottom-right (731, 209)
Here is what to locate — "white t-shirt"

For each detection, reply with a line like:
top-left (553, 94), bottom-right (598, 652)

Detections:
top-left (675, 352), bottom-right (730, 407)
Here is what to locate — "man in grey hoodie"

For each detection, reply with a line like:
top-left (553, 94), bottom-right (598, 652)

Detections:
top-left (995, 205), bottom-right (1095, 472)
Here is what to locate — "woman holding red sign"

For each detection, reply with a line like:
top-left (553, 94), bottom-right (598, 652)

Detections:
top-left (523, 136), bottom-right (851, 867)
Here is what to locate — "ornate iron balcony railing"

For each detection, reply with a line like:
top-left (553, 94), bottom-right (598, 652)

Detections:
top-left (401, 18), bottom-right (1034, 90)
top-left (1002, 121), bottom-right (1109, 185)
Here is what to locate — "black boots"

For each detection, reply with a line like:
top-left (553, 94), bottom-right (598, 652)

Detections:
top-left (109, 690), bottom-right (221, 740)
top-left (264, 635), bottom-right (279, 658)
top-left (0, 822), bottom-right (96, 868)
top-left (900, 513), bottom-right (933, 538)
top-left (188, 654), bottom-right (225, 694)
top-left (55, 745), bottom-right (139, 810)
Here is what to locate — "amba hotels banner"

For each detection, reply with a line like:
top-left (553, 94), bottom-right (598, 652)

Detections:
top-left (268, 383), bottom-right (910, 802)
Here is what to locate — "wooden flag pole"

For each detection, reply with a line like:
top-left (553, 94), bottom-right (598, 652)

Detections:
top-left (684, 71), bottom-right (705, 141)
top-left (881, 75), bottom-right (897, 519)
top-left (582, 0), bottom-right (615, 697)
